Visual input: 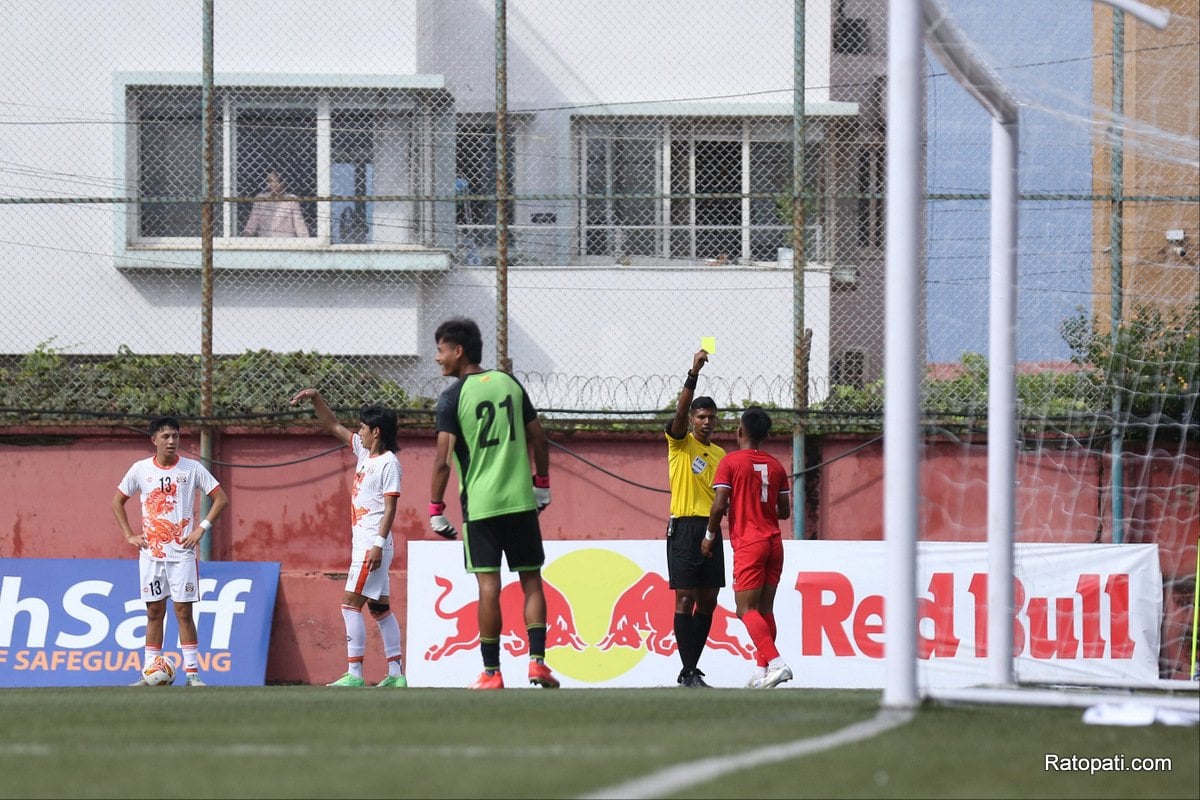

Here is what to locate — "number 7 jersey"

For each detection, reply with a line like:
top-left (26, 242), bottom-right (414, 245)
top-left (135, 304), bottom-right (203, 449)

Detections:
top-left (435, 370), bottom-right (538, 521)
top-left (117, 456), bottom-right (221, 561)
top-left (712, 449), bottom-right (790, 548)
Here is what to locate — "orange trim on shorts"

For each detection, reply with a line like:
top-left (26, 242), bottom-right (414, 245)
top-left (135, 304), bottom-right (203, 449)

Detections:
top-left (352, 560), bottom-right (372, 594)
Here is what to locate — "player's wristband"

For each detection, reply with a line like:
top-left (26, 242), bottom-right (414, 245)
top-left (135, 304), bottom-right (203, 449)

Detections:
top-left (199, 519), bottom-right (212, 533)
top-left (684, 372), bottom-right (698, 391)
top-left (533, 475), bottom-right (550, 489)
top-left (373, 535), bottom-right (388, 549)
top-left (704, 529), bottom-right (715, 541)
top-left (429, 501), bottom-right (446, 516)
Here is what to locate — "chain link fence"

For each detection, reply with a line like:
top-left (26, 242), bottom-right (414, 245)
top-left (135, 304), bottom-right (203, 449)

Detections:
top-left (0, 0), bottom-right (1195, 429)
top-left (0, 0), bottom-right (1197, 682)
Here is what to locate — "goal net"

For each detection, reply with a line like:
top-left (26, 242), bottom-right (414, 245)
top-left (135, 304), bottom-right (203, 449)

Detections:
top-left (891, 0), bottom-right (1198, 705)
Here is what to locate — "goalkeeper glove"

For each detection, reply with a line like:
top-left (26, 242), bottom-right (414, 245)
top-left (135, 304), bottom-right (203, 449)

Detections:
top-left (533, 475), bottom-right (551, 512)
top-left (429, 502), bottom-right (458, 539)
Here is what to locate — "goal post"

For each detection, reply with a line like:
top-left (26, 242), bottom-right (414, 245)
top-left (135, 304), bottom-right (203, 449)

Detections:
top-left (883, 0), bottom-right (1192, 709)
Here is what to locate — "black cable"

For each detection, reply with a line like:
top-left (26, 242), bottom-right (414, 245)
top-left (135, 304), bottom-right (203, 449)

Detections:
top-left (185, 443), bottom-right (346, 469)
top-left (795, 434), bottom-right (883, 476)
top-left (109, 420), bottom-right (350, 469)
top-left (549, 430), bottom-right (886, 487)
top-left (549, 439), bottom-right (669, 494)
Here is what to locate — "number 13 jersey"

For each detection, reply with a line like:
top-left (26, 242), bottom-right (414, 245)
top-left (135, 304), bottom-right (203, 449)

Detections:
top-left (117, 456), bottom-right (221, 561)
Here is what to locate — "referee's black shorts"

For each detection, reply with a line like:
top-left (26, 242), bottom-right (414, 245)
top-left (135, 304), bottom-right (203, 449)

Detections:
top-left (666, 516), bottom-right (725, 590)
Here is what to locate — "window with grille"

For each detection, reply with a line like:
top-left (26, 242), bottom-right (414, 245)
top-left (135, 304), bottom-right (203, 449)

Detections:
top-left (454, 117), bottom-right (518, 257)
top-left (577, 117), bottom-right (827, 264)
top-left (128, 84), bottom-right (436, 247)
top-left (856, 144), bottom-right (884, 250)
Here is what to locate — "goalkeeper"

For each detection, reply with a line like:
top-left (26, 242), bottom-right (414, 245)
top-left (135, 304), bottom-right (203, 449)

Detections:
top-left (428, 317), bottom-right (559, 690)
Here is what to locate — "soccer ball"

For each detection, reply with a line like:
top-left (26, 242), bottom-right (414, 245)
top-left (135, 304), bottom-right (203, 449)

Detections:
top-left (142, 656), bottom-right (176, 686)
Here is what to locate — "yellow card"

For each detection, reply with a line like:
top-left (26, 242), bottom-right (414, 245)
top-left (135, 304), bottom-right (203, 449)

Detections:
top-left (701, 336), bottom-right (716, 354)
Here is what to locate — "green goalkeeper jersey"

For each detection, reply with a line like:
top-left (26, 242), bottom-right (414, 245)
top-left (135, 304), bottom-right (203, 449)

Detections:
top-left (435, 370), bottom-right (538, 521)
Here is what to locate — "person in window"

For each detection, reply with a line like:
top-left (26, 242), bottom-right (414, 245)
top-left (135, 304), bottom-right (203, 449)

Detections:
top-left (241, 170), bottom-right (310, 238)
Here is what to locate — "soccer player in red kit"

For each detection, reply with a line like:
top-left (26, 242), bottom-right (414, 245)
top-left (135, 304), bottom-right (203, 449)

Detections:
top-left (701, 406), bottom-right (793, 688)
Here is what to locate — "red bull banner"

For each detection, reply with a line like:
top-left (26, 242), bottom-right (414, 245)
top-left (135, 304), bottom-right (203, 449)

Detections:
top-left (406, 541), bottom-right (1161, 688)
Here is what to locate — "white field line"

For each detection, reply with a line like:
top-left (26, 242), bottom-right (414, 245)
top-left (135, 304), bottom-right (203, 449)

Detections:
top-left (0, 742), bottom-right (669, 759)
top-left (580, 708), bottom-right (916, 800)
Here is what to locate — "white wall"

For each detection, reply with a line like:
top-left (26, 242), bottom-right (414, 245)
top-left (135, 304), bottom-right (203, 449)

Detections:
top-left (0, 0), bottom-right (831, 410)
top-left (0, 0), bottom-right (423, 356)
top-left (417, 0), bottom-right (831, 111)
top-left (416, 263), bottom-right (832, 409)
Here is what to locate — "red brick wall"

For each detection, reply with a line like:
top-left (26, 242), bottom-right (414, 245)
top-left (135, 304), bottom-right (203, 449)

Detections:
top-left (2, 426), bottom-right (1195, 682)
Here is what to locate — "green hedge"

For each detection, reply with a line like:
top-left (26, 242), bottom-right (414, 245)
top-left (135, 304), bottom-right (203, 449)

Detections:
top-left (2, 300), bottom-right (1195, 436)
top-left (0, 344), bottom-right (428, 424)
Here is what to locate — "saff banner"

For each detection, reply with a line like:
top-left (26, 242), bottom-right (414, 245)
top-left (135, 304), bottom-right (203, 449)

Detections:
top-left (0, 559), bottom-right (279, 687)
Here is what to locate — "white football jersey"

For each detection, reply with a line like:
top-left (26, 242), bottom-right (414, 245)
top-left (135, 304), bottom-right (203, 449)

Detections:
top-left (349, 433), bottom-right (402, 547)
top-left (117, 456), bottom-right (220, 561)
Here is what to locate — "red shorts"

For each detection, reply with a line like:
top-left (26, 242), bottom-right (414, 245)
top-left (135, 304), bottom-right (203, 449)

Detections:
top-left (732, 535), bottom-right (783, 592)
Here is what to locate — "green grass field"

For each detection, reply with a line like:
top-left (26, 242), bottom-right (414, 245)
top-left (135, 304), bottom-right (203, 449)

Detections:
top-left (0, 687), bottom-right (1195, 799)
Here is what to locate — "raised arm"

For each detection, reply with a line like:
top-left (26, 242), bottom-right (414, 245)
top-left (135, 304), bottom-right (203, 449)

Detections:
top-left (668, 349), bottom-right (709, 439)
top-left (289, 388), bottom-right (354, 447)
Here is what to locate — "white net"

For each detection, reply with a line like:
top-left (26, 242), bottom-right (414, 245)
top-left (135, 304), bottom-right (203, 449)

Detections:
top-left (909, 0), bottom-right (1198, 689)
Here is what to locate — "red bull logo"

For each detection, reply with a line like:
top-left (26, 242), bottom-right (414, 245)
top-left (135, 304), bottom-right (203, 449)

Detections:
top-left (794, 571), bottom-right (1137, 659)
top-left (426, 575), bottom-right (586, 660)
top-left (410, 540), bottom-right (1161, 687)
top-left (423, 549), bottom-right (753, 683)
top-left (596, 573), bottom-right (753, 659)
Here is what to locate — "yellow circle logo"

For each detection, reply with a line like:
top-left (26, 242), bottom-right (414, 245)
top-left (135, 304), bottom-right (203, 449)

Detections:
top-left (542, 548), bottom-right (661, 682)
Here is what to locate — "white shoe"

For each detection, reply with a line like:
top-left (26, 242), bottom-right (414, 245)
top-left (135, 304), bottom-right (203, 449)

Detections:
top-left (185, 674), bottom-right (207, 687)
top-left (751, 664), bottom-right (793, 689)
top-left (745, 668), bottom-right (766, 688)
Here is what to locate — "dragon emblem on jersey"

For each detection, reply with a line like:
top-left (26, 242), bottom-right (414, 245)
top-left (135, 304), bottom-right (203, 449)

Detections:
top-left (142, 485), bottom-right (188, 558)
top-left (351, 470), bottom-right (369, 526)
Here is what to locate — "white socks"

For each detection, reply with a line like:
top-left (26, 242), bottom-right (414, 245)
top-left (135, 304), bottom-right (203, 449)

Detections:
top-left (341, 605), bottom-right (366, 678)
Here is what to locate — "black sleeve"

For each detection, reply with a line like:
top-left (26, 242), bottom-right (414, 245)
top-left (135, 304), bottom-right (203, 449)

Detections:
top-left (509, 374), bottom-right (538, 425)
top-left (435, 381), bottom-right (464, 435)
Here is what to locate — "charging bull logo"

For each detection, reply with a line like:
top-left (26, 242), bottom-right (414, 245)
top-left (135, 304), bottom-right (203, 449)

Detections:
top-left (426, 575), bottom-right (586, 660)
top-left (423, 549), bottom-right (755, 683)
top-left (596, 573), bottom-right (752, 659)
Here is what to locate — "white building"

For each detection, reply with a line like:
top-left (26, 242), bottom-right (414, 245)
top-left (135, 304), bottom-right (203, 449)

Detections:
top-left (0, 0), bottom-right (892, 408)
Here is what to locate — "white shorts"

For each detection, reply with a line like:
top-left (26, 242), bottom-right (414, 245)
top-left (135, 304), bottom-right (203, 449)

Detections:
top-left (139, 552), bottom-right (200, 603)
top-left (344, 543), bottom-right (394, 601)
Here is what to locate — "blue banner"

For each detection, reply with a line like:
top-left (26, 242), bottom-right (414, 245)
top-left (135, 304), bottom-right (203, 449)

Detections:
top-left (0, 559), bottom-right (279, 687)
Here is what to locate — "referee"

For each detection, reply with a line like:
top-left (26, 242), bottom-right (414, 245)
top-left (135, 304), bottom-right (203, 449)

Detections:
top-left (664, 348), bottom-right (726, 687)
